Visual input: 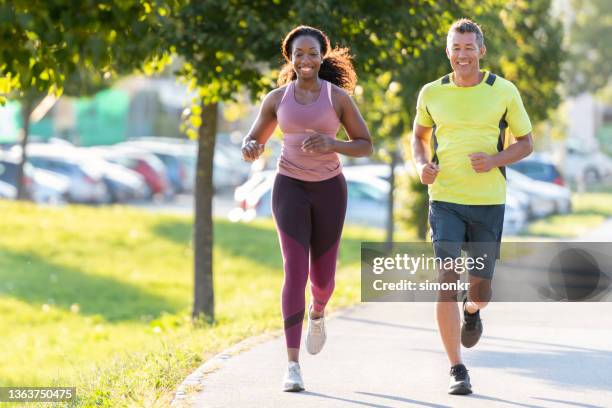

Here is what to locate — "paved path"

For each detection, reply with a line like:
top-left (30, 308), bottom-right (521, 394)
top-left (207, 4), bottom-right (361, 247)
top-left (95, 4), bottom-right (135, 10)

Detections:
top-left (183, 302), bottom-right (612, 408)
top-left (176, 220), bottom-right (612, 407)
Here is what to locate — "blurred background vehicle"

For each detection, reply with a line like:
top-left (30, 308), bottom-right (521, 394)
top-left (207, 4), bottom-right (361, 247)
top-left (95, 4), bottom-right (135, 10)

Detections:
top-left (118, 140), bottom-right (197, 193)
top-left (16, 143), bottom-right (111, 204)
top-left (509, 153), bottom-right (565, 186)
top-left (0, 179), bottom-right (17, 199)
top-left (506, 167), bottom-right (572, 218)
top-left (30, 168), bottom-right (70, 204)
top-left (0, 152), bottom-right (70, 204)
top-left (87, 146), bottom-right (171, 200)
top-left (229, 167), bottom-right (390, 228)
top-left (564, 141), bottom-right (612, 185)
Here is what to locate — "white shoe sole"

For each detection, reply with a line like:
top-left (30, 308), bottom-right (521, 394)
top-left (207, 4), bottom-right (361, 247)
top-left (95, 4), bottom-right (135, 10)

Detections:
top-left (306, 339), bottom-right (325, 355)
top-left (306, 318), bottom-right (326, 355)
top-left (283, 383), bottom-right (305, 392)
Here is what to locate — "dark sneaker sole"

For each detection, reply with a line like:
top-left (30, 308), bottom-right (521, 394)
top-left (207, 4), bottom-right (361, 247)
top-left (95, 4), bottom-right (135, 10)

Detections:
top-left (449, 384), bottom-right (473, 395)
top-left (461, 327), bottom-right (482, 348)
top-left (283, 384), bottom-right (305, 392)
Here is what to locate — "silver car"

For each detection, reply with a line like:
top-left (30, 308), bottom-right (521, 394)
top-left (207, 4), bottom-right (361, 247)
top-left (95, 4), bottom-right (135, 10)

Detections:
top-left (506, 167), bottom-right (572, 218)
top-left (230, 169), bottom-right (390, 227)
top-left (19, 144), bottom-right (110, 204)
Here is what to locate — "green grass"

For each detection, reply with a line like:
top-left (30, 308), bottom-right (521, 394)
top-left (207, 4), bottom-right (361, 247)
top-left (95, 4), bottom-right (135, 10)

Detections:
top-left (0, 200), bottom-right (399, 407)
top-left (522, 192), bottom-right (612, 238)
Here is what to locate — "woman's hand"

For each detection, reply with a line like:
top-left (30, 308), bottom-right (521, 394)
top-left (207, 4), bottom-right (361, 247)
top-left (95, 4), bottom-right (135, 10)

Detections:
top-left (301, 132), bottom-right (337, 154)
top-left (242, 139), bottom-right (264, 162)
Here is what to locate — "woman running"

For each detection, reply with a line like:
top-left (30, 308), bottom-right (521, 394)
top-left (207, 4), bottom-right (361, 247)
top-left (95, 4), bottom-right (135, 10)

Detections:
top-left (242, 25), bottom-right (372, 392)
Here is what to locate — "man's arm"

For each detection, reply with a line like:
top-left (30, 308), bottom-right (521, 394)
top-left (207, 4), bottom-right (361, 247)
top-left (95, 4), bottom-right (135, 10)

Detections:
top-left (411, 122), bottom-right (440, 184)
top-left (469, 133), bottom-right (533, 173)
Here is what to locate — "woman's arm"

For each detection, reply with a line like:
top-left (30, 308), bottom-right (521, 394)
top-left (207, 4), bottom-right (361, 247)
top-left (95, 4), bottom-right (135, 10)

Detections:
top-left (302, 86), bottom-right (373, 157)
top-left (242, 89), bottom-right (282, 162)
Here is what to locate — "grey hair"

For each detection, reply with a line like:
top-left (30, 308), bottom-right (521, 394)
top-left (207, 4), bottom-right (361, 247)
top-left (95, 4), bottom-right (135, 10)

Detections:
top-left (447, 18), bottom-right (484, 48)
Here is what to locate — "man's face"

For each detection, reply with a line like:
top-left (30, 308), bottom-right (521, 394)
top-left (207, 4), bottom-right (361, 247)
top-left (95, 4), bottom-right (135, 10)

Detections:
top-left (446, 31), bottom-right (486, 76)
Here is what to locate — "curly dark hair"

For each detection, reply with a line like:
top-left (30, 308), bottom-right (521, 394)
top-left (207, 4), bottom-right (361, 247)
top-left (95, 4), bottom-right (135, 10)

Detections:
top-left (278, 25), bottom-right (357, 94)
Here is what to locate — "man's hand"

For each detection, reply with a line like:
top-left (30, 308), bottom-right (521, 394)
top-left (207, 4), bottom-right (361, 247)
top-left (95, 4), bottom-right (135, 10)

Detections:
top-left (418, 162), bottom-right (440, 184)
top-left (242, 140), bottom-right (264, 162)
top-left (469, 152), bottom-right (496, 173)
top-left (302, 131), bottom-right (336, 154)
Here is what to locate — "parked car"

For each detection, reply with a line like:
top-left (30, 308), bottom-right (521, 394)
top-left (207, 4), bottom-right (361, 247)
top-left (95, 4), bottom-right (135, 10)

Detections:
top-left (503, 190), bottom-right (528, 235)
top-left (19, 144), bottom-right (110, 204)
top-left (118, 141), bottom-right (194, 193)
top-left (506, 167), bottom-right (571, 218)
top-left (230, 169), bottom-right (390, 227)
top-left (564, 142), bottom-right (612, 185)
top-left (215, 142), bottom-right (252, 188)
top-left (0, 157), bottom-right (34, 198)
top-left (342, 163), bottom-right (413, 183)
top-left (30, 168), bottom-right (70, 204)
top-left (88, 146), bottom-right (172, 199)
top-left (98, 160), bottom-right (150, 203)
top-left (0, 153), bottom-right (70, 204)
top-left (510, 153), bottom-right (565, 186)
top-left (120, 139), bottom-right (247, 192)
top-left (128, 136), bottom-right (196, 147)
top-left (0, 179), bottom-right (17, 199)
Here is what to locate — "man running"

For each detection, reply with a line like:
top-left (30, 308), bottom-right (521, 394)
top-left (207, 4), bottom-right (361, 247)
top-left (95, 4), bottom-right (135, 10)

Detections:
top-left (411, 18), bottom-right (533, 395)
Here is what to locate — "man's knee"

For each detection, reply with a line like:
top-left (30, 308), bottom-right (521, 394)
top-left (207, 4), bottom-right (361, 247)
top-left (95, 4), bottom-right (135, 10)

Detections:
top-left (468, 276), bottom-right (492, 307)
top-left (437, 268), bottom-right (461, 302)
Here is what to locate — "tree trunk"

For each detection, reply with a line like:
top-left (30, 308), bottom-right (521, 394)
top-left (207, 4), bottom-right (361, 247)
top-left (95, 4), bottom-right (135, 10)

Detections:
top-left (385, 149), bottom-right (397, 252)
top-left (193, 101), bottom-right (218, 321)
top-left (16, 98), bottom-right (34, 201)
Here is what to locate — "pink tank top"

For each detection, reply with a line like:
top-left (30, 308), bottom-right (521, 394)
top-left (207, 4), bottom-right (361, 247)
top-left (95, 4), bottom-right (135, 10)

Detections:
top-left (276, 80), bottom-right (342, 181)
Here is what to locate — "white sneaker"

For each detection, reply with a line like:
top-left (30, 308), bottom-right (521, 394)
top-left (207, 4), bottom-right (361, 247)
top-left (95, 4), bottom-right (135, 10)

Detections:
top-left (282, 361), bottom-right (305, 392)
top-left (306, 305), bottom-right (326, 355)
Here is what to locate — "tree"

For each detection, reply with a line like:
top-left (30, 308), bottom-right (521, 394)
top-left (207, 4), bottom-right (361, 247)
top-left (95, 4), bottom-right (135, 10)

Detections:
top-left (165, 0), bottom-right (457, 320)
top-left (0, 0), bottom-right (177, 198)
top-left (566, 0), bottom-right (612, 95)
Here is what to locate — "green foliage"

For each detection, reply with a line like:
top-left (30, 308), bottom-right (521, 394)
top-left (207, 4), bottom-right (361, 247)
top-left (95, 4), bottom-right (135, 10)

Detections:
top-left (167, 0), bottom-right (457, 105)
top-left (0, 0), bottom-right (176, 100)
top-left (488, 0), bottom-right (564, 123)
top-left (566, 0), bottom-right (612, 95)
top-left (396, 173), bottom-right (430, 240)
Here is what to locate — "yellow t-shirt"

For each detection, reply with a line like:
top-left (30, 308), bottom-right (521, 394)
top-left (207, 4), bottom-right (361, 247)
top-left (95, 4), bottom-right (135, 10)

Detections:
top-left (415, 70), bottom-right (532, 205)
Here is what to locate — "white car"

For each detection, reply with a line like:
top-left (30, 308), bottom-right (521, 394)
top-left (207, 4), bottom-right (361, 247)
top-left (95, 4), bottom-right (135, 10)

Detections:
top-left (230, 169), bottom-right (390, 228)
top-left (506, 167), bottom-right (572, 218)
top-left (12, 144), bottom-right (110, 204)
top-left (0, 179), bottom-right (16, 199)
top-left (31, 168), bottom-right (70, 204)
top-left (564, 143), bottom-right (612, 185)
top-left (503, 190), bottom-right (528, 235)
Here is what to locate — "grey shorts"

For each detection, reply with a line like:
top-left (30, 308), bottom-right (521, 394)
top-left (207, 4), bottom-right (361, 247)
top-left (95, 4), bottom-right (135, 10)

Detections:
top-left (429, 200), bottom-right (505, 279)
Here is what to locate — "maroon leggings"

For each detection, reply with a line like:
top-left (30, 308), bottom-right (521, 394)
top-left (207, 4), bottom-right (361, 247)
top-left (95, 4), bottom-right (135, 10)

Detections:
top-left (271, 173), bottom-right (347, 349)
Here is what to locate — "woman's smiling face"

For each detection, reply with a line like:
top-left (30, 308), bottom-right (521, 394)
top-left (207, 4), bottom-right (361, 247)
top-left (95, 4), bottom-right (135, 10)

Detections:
top-left (292, 35), bottom-right (322, 80)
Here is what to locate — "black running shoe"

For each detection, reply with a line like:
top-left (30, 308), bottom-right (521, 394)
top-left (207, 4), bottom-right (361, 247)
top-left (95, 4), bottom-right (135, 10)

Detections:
top-left (461, 298), bottom-right (483, 348)
top-left (448, 363), bottom-right (473, 395)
